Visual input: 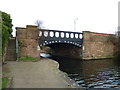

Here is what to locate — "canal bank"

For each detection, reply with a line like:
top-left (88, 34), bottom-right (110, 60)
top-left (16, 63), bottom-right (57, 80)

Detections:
top-left (3, 58), bottom-right (80, 88)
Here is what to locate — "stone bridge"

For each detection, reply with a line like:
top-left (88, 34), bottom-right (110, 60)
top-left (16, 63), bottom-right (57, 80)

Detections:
top-left (16, 25), bottom-right (117, 60)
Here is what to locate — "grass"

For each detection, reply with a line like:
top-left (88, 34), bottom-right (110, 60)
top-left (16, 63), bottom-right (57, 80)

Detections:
top-left (64, 72), bottom-right (68, 76)
top-left (2, 77), bottom-right (8, 88)
top-left (17, 56), bottom-right (38, 61)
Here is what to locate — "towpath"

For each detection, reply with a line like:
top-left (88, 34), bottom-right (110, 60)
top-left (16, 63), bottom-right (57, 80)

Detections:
top-left (3, 59), bottom-right (74, 88)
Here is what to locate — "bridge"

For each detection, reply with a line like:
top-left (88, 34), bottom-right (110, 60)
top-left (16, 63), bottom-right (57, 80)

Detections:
top-left (38, 30), bottom-right (83, 47)
top-left (16, 25), bottom-right (117, 60)
top-left (38, 30), bottom-right (83, 59)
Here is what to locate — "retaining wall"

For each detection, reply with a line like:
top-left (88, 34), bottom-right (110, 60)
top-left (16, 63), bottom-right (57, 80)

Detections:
top-left (82, 31), bottom-right (117, 60)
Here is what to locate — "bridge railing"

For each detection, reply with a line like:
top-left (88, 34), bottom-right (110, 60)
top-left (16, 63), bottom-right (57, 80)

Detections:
top-left (38, 29), bottom-right (83, 47)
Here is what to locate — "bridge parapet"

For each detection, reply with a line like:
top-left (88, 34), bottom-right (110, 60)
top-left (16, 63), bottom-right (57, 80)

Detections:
top-left (39, 29), bottom-right (83, 47)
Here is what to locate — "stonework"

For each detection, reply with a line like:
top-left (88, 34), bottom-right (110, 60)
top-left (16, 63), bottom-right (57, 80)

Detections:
top-left (82, 31), bottom-right (117, 60)
top-left (16, 25), bottom-right (40, 58)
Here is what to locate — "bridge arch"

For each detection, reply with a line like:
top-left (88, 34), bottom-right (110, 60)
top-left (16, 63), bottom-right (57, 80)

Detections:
top-left (40, 41), bottom-right (82, 47)
top-left (39, 30), bottom-right (83, 47)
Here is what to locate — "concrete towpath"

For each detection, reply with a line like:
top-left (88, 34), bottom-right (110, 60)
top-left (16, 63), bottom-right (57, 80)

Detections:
top-left (3, 58), bottom-right (76, 88)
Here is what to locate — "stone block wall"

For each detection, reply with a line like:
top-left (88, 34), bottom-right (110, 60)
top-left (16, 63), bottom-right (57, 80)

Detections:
top-left (82, 31), bottom-right (117, 60)
top-left (16, 25), bottom-right (40, 58)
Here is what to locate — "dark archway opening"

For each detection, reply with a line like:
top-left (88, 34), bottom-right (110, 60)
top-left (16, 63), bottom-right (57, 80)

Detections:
top-left (40, 43), bottom-right (82, 59)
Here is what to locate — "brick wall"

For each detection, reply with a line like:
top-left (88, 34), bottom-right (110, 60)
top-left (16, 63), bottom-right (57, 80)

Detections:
top-left (16, 25), bottom-right (40, 58)
top-left (82, 31), bottom-right (117, 60)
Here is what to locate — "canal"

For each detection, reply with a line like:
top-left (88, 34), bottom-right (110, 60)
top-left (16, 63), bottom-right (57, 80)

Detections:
top-left (41, 53), bottom-right (120, 88)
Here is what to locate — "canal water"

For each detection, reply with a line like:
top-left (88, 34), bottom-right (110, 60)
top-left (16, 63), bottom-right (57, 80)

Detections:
top-left (41, 53), bottom-right (120, 89)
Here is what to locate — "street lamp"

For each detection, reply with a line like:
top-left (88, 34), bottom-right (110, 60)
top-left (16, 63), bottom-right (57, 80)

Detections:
top-left (74, 18), bottom-right (78, 31)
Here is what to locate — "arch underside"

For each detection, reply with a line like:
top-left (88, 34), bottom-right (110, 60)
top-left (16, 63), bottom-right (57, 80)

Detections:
top-left (40, 41), bottom-right (83, 59)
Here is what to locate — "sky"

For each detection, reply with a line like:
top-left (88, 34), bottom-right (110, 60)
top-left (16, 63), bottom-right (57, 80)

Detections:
top-left (0, 0), bottom-right (119, 37)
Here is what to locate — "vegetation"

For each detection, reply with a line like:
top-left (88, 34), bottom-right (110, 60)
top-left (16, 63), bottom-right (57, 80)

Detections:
top-left (64, 72), bottom-right (68, 76)
top-left (0, 12), bottom-right (2, 56)
top-left (17, 56), bottom-right (38, 61)
top-left (2, 77), bottom-right (8, 88)
top-left (35, 20), bottom-right (44, 29)
top-left (1, 11), bottom-right (13, 56)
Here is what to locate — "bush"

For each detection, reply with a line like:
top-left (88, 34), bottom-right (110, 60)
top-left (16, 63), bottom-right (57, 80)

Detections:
top-left (1, 11), bottom-right (13, 57)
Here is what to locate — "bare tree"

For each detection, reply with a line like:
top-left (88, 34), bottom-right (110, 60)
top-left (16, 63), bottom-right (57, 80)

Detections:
top-left (35, 20), bottom-right (44, 29)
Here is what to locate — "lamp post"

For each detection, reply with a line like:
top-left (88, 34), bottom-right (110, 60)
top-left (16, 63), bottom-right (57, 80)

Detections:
top-left (74, 18), bottom-right (78, 31)
top-left (118, 27), bottom-right (120, 37)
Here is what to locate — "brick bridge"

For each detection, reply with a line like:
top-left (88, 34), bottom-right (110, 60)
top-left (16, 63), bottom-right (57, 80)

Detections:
top-left (16, 25), bottom-right (117, 60)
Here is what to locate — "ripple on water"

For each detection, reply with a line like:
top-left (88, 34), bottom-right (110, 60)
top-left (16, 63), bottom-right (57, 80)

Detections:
top-left (70, 69), bottom-right (120, 88)
top-left (49, 55), bottom-right (120, 89)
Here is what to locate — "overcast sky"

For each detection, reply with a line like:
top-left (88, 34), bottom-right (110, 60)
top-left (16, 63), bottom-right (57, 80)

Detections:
top-left (0, 0), bottom-right (119, 36)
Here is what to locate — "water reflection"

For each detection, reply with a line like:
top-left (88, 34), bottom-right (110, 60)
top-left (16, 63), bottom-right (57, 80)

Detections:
top-left (40, 53), bottom-right (51, 57)
top-left (42, 53), bottom-right (120, 88)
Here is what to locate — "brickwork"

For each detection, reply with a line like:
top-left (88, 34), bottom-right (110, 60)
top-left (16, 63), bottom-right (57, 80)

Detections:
top-left (82, 31), bottom-right (117, 60)
top-left (16, 25), bottom-right (40, 58)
